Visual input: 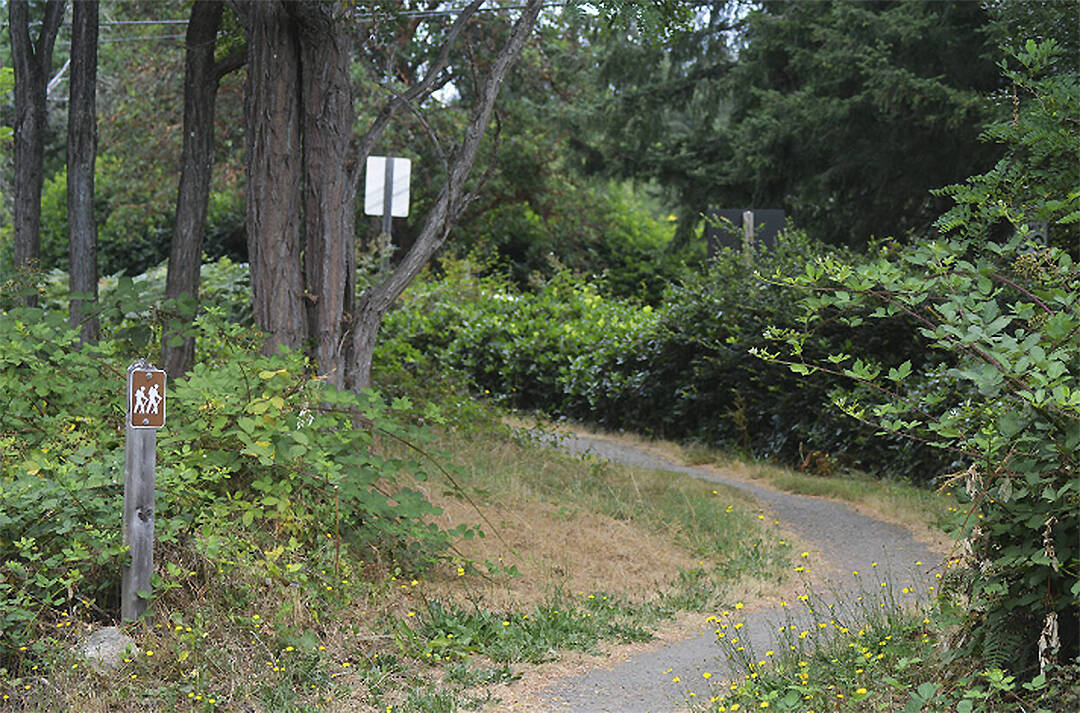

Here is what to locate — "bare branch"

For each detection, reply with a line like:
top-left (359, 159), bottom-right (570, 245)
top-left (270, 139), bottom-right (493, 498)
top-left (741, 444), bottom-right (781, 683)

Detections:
top-left (351, 0), bottom-right (484, 192)
top-left (349, 0), bottom-right (544, 389)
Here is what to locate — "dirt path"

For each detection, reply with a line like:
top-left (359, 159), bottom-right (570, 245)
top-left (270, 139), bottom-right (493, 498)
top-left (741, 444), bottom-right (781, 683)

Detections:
top-left (499, 431), bottom-right (943, 713)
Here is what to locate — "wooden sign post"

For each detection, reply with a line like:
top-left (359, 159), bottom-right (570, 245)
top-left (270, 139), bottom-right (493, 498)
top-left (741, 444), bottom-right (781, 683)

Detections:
top-left (742, 209), bottom-right (755, 268)
top-left (122, 360), bottom-right (166, 622)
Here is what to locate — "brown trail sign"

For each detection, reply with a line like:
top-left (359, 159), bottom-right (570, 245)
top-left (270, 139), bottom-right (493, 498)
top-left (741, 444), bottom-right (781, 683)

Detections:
top-left (128, 367), bottom-right (166, 429)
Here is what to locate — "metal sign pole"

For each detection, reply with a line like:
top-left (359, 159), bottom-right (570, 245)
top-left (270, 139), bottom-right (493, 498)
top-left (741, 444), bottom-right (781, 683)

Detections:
top-left (380, 158), bottom-right (395, 273)
top-left (122, 359), bottom-right (165, 622)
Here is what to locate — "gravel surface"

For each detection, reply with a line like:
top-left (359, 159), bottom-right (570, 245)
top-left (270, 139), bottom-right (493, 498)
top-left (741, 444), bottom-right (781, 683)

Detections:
top-left (533, 433), bottom-right (942, 713)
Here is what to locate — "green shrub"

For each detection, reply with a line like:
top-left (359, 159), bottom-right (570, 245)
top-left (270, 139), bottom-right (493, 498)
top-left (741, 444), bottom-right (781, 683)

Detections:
top-left (35, 154), bottom-right (248, 279)
top-left (455, 180), bottom-right (686, 303)
top-left (381, 241), bottom-right (945, 479)
top-left (0, 288), bottom-right (465, 666)
top-left (564, 231), bottom-right (947, 476)
top-left (379, 259), bottom-right (660, 413)
top-left (39, 155), bottom-right (173, 276)
top-left (760, 40), bottom-right (1079, 672)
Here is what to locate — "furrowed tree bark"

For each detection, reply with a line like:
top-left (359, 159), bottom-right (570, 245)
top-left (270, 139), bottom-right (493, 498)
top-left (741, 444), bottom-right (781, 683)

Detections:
top-left (67, 0), bottom-right (99, 344)
top-left (9, 0), bottom-right (64, 305)
top-left (292, 2), bottom-right (355, 389)
top-left (241, 0), bottom-right (307, 355)
top-left (163, 0), bottom-right (245, 377)
top-left (347, 0), bottom-right (543, 390)
top-left (230, 0), bottom-right (538, 385)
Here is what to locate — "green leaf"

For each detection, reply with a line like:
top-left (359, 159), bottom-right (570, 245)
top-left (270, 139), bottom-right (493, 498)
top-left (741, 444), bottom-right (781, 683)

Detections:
top-left (998, 412), bottom-right (1025, 437)
top-left (887, 360), bottom-right (912, 382)
top-left (917, 682), bottom-right (938, 700)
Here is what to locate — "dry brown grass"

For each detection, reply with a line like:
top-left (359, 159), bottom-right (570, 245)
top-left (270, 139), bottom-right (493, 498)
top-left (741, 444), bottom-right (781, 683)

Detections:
top-left (419, 488), bottom-right (705, 612)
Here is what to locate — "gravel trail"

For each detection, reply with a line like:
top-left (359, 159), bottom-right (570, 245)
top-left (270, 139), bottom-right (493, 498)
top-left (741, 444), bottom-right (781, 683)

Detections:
top-left (533, 432), bottom-right (942, 713)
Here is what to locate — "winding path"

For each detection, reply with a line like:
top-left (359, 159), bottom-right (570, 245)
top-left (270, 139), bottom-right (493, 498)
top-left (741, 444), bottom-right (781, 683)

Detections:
top-left (532, 432), bottom-right (943, 713)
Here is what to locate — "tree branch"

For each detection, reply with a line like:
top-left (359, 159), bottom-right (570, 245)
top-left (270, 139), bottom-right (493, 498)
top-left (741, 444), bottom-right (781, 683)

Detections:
top-left (359, 0), bottom-right (543, 317)
top-left (350, 0), bottom-right (484, 193)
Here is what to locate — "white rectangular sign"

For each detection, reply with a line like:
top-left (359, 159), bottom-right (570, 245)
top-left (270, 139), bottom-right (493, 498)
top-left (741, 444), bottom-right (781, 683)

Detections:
top-left (364, 156), bottom-right (411, 218)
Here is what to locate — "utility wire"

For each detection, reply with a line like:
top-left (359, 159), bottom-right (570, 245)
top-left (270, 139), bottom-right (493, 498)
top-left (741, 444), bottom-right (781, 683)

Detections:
top-left (17, 3), bottom-right (570, 45)
top-left (16, 2), bottom-right (571, 31)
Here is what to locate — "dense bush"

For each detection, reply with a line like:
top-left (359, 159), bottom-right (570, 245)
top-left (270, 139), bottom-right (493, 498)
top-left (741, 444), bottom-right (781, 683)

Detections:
top-left (378, 259), bottom-right (660, 408)
top-left (32, 157), bottom-right (248, 278)
top-left (37, 156), bottom-right (173, 276)
top-left (566, 232), bottom-right (948, 476)
top-left (379, 237), bottom-right (947, 479)
top-left (452, 181), bottom-right (690, 303)
top-left (763, 40), bottom-right (1079, 672)
top-left (0, 285), bottom-right (463, 666)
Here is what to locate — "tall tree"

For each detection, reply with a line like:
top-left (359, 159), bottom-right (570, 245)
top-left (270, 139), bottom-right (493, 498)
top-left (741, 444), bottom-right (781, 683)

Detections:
top-left (67, 0), bottom-right (98, 343)
top-left (8, 0), bottom-right (64, 301)
top-left (719, 0), bottom-right (1001, 245)
top-left (571, 0), bottom-right (1004, 246)
top-left (162, 0), bottom-right (245, 377)
top-left (231, 0), bottom-right (543, 389)
top-left (292, 0), bottom-right (356, 389)
top-left (565, 0), bottom-right (736, 247)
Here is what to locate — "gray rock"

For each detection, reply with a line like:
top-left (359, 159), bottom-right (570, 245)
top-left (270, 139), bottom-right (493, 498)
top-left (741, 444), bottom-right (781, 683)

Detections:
top-left (76, 626), bottom-right (138, 673)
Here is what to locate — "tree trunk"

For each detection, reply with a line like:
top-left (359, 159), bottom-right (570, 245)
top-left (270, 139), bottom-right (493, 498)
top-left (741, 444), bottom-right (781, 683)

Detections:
top-left (8, 0), bottom-right (64, 304)
top-left (241, 0), bottom-right (307, 355)
top-left (229, 0), bottom-right (539, 386)
top-left (163, 1), bottom-right (244, 377)
top-left (68, 0), bottom-right (99, 344)
top-left (347, 0), bottom-right (543, 390)
top-left (293, 2), bottom-right (355, 389)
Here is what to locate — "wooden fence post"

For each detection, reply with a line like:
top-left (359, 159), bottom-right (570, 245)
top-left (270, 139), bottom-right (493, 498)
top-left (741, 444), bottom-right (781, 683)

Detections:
top-left (122, 359), bottom-right (165, 622)
top-left (742, 209), bottom-right (755, 267)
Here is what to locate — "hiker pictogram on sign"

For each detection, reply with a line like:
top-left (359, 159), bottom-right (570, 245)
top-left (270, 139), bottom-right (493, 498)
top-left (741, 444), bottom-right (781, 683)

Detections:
top-left (128, 366), bottom-right (166, 429)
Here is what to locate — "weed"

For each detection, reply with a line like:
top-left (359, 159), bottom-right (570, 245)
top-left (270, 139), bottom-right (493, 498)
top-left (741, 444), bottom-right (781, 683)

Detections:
top-left (691, 572), bottom-right (1075, 713)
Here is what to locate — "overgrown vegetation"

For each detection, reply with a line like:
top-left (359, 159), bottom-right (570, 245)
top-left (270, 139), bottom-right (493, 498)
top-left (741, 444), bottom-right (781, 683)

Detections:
top-left (759, 39), bottom-right (1078, 675)
top-left (2, 3), bottom-right (1076, 710)
top-left (0, 290), bottom-right (465, 663)
top-left (694, 577), bottom-right (1079, 713)
top-left (0, 269), bottom-right (795, 711)
top-left (372, 38), bottom-right (1080, 705)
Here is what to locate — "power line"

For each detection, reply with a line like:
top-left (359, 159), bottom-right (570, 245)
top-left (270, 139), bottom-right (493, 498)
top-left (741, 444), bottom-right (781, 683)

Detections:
top-left (98, 19), bottom-right (188, 26)
top-left (354, 2), bottom-right (570, 22)
top-left (18, 2), bottom-right (569, 30)
top-left (57, 34), bottom-right (187, 46)
top-left (15, 3), bottom-right (569, 45)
